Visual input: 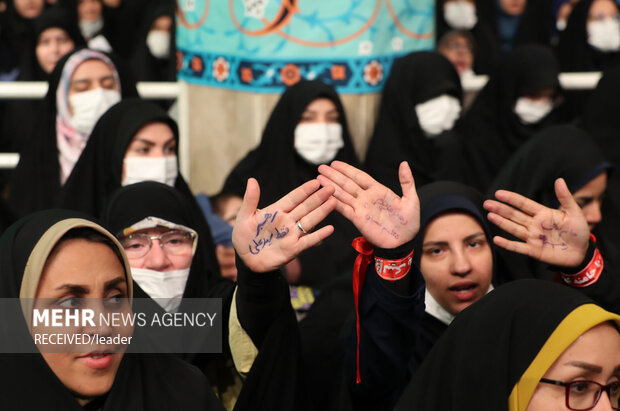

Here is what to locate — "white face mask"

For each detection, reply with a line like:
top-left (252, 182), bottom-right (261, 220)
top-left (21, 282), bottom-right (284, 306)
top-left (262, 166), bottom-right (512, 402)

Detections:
top-left (131, 267), bottom-right (190, 313)
top-left (122, 156), bottom-right (178, 187)
top-left (415, 94), bottom-right (461, 136)
top-left (556, 18), bottom-right (567, 32)
top-left (587, 19), bottom-right (620, 52)
top-left (146, 30), bottom-right (171, 59)
top-left (514, 97), bottom-right (554, 124)
top-left (69, 88), bottom-right (121, 135)
top-left (444, 1), bottom-right (478, 30)
top-left (79, 17), bottom-right (104, 39)
top-left (294, 123), bottom-right (344, 165)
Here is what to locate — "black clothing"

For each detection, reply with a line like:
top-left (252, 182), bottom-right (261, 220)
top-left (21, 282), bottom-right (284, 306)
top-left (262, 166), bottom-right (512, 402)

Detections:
top-left (394, 280), bottom-right (620, 410)
top-left (7, 48), bottom-right (138, 217)
top-left (364, 51), bottom-right (463, 193)
top-left (449, 45), bottom-right (562, 192)
top-left (0, 209), bottom-right (224, 410)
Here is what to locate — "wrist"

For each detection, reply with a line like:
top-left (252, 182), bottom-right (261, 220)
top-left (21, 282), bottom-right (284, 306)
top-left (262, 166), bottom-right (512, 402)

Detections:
top-left (557, 235), bottom-right (604, 288)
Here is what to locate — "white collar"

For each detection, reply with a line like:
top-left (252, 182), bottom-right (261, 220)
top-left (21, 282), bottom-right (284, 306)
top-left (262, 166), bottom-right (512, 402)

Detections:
top-left (424, 284), bottom-right (495, 325)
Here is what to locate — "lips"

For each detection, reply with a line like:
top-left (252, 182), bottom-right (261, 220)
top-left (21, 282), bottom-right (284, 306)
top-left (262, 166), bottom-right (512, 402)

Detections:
top-left (448, 281), bottom-right (478, 302)
top-left (77, 350), bottom-right (114, 370)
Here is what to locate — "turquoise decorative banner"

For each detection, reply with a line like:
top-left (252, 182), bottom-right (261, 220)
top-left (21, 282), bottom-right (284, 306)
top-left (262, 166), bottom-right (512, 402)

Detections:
top-left (176, 0), bottom-right (434, 93)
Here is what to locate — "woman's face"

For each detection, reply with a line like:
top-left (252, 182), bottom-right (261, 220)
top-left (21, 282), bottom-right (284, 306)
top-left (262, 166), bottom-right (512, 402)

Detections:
top-left (77, 0), bottom-right (102, 22)
top-left (67, 59), bottom-right (118, 113)
top-left (121, 227), bottom-right (194, 272)
top-left (151, 15), bottom-right (172, 32)
top-left (13, 0), bottom-right (44, 19)
top-left (588, 0), bottom-right (620, 23)
top-left (420, 212), bottom-right (493, 316)
top-left (570, 172), bottom-right (607, 232)
top-left (438, 34), bottom-right (474, 75)
top-left (121, 122), bottom-right (177, 182)
top-left (34, 238), bottom-right (128, 399)
top-left (299, 98), bottom-right (339, 124)
top-left (527, 322), bottom-right (620, 410)
top-left (36, 28), bottom-right (75, 74)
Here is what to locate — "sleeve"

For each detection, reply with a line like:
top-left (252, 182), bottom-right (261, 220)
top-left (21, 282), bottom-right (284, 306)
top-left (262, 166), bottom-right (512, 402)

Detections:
top-left (348, 242), bottom-right (426, 411)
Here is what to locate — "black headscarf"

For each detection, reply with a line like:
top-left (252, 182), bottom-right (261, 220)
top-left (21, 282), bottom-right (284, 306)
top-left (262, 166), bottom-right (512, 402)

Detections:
top-left (0, 209), bottom-right (223, 410)
top-left (57, 98), bottom-right (223, 280)
top-left (487, 125), bottom-right (618, 311)
top-left (581, 67), bottom-right (620, 262)
top-left (129, 3), bottom-right (176, 82)
top-left (222, 80), bottom-right (360, 288)
top-left (451, 44), bottom-right (562, 192)
top-left (364, 51), bottom-right (463, 193)
top-left (558, 0), bottom-right (620, 72)
top-left (0, 0), bottom-right (47, 74)
top-left (394, 279), bottom-right (620, 411)
top-left (8, 48), bottom-right (138, 218)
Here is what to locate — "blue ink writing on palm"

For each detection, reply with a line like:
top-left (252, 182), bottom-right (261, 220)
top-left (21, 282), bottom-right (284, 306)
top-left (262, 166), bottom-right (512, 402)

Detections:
top-left (249, 211), bottom-right (288, 254)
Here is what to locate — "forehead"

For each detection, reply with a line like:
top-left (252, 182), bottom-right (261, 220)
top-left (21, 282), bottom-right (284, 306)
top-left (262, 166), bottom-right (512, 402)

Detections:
top-left (131, 122), bottom-right (175, 143)
top-left (303, 97), bottom-right (337, 112)
top-left (38, 239), bottom-right (125, 289)
top-left (590, 0), bottom-right (618, 15)
top-left (129, 226), bottom-right (177, 236)
top-left (423, 212), bottom-right (484, 242)
top-left (70, 59), bottom-right (113, 81)
top-left (39, 27), bottom-right (70, 40)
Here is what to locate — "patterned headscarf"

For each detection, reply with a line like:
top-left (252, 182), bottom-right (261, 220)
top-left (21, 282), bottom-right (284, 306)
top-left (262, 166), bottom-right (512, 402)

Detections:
top-left (55, 49), bottom-right (120, 184)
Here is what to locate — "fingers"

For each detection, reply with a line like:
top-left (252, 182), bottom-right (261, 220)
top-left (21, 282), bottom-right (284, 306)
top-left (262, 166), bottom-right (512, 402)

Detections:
top-left (493, 189), bottom-right (543, 216)
top-left (492, 236), bottom-right (533, 257)
top-left (296, 225), bottom-right (335, 253)
top-left (317, 163), bottom-right (365, 198)
top-left (289, 185), bottom-right (335, 223)
top-left (483, 199), bottom-right (531, 227)
top-left (273, 179), bottom-right (322, 213)
top-left (317, 174), bottom-right (357, 208)
top-left (554, 178), bottom-right (580, 212)
top-left (296, 197), bottom-right (337, 234)
top-left (398, 161), bottom-right (417, 200)
top-left (329, 161), bottom-right (377, 190)
top-left (237, 178), bottom-right (260, 221)
top-left (487, 212), bottom-right (529, 241)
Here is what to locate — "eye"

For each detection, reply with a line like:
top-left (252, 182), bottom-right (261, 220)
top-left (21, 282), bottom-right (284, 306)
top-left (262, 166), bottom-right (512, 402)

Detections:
top-left (104, 294), bottom-right (124, 308)
top-left (164, 145), bottom-right (177, 155)
top-left (569, 381), bottom-right (595, 396)
top-left (58, 297), bottom-right (82, 309)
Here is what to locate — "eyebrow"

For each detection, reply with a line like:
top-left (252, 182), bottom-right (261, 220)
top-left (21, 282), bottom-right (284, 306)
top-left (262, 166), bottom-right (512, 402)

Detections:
top-left (132, 137), bottom-right (175, 146)
top-left (564, 361), bottom-right (603, 374)
top-left (54, 276), bottom-right (126, 294)
top-left (104, 277), bottom-right (126, 291)
top-left (70, 75), bottom-right (115, 86)
top-left (422, 232), bottom-right (485, 248)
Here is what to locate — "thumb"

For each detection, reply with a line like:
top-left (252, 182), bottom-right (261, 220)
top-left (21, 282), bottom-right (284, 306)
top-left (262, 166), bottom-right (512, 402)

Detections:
top-left (237, 178), bottom-right (260, 222)
top-left (555, 178), bottom-right (580, 213)
top-left (399, 161), bottom-right (417, 200)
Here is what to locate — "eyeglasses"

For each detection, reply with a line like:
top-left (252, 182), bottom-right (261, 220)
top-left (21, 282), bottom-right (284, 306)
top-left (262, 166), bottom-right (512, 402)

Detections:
top-left (540, 378), bottom-right (620, 410)
top-left (120, 230), bottom-right (195, 258)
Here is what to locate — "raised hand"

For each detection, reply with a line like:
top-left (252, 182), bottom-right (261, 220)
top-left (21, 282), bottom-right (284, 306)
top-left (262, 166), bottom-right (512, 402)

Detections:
top-left (483, 178), bottom-right (590, 268)
top-left (317, 161), bottom-right (419, 249)
top-left (232, 178), bottom-right (337, 273)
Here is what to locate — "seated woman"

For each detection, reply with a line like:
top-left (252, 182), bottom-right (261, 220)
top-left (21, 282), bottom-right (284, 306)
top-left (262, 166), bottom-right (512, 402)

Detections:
top-left (364, 51), bottom-right (464, 193)
top-left (0, 209), bottom-right (223, 409)
top-left (484, 124), bottom-right (619, 313)
top-left (315, 160), bottom-right (614, 411)
top-left (393, 280), bottom-right (620, 410)
top-left (8, 47), bottom-right (137, 217)
top-left (451, 44), bottom-right (563, 192)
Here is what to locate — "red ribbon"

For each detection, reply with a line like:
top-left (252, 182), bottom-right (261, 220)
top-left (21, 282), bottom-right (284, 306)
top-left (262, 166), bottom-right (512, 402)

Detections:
top-left (352, 236), bottom-right (374, 384)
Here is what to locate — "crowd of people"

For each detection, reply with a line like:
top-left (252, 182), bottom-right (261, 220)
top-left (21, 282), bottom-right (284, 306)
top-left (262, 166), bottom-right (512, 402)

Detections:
top-left (0, 0), bottom-right (619, 410)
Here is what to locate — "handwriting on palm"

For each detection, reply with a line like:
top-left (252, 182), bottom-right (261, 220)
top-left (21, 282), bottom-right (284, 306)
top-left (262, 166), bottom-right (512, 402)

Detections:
top-left (317, 161), bottom-right (420, 249)
top-left (232, 178), bottom-right (336, 273)
top-left (483, 178), bottom-right (590, 268)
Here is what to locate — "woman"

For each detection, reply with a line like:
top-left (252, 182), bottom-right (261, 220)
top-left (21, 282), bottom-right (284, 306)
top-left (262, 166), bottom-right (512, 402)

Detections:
top-left (220, 80), bottom-right (359, 289)
top-left (393, 279), bottom-right (620, 410)
top-left (485, 124), bottom-right (619, 313)
top-left (8, 48), bottom-right (137, 217)
top-left (129, 3), bottom-right (176, 82)
top-left (58, 98), bottom-right (224, 281)
top-left (558, 0), bottom-right (620, 72)
top-left (450, 44), bottom-right (563, 192)
top-left (364, 51), bottom-right (463, 193)
top-left (0, 9), bottom-right (85, 155)
top-left (0, 209), bottom-right (223, 409)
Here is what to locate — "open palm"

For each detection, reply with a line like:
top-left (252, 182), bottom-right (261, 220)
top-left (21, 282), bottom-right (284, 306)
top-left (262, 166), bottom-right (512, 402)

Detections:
top-left (317, 161), bottom-right (420, 249)
top-left (232, 178), bottom-right (336, 273)
top-left (483, 178), bottom-right (590, 268)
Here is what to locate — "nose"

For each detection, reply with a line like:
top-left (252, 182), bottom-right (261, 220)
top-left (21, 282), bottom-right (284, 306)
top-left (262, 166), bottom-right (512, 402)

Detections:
top-left (583, 201), bottom-right (603, 228)
top-left (450, 249), bottom-right (472, 276)
top-left (592, 388), bottom-right (614, 410)
top-left (144, 239), bottom-right (172, 271)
